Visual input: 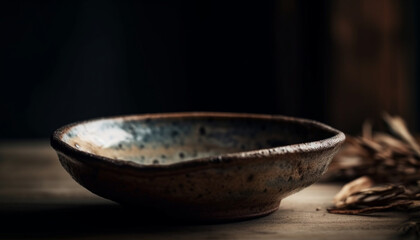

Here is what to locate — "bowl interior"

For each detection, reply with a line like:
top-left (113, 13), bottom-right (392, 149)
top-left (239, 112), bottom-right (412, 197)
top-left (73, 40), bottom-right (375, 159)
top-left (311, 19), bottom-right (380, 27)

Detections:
top-left (60, 115), bottom-right (335, 165)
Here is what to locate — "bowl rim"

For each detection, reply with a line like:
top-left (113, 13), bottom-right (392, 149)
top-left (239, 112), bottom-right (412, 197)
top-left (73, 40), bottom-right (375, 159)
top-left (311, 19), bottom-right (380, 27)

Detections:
top-left (50, 112), bottom-right (345, 173)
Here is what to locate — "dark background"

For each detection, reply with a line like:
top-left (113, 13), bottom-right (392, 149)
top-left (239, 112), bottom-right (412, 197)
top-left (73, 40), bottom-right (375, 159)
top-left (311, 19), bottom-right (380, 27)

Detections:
top-left (1, 0), bottom-right (418, 139)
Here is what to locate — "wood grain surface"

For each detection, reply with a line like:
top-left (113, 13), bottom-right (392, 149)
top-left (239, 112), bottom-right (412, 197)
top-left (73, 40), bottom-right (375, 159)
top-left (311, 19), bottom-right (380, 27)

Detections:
top-left (0, 141), bottom-right (406, 239)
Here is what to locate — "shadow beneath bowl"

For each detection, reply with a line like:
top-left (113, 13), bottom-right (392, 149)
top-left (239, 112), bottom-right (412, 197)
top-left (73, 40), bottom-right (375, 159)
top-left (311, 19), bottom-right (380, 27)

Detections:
top-left (0, 202), bottom-right (275, 239)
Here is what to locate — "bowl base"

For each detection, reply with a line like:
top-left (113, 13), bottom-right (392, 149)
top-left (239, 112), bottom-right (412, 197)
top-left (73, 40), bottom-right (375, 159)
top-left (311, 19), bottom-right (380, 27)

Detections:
top-left (121, 201), bottom-right (281, 223)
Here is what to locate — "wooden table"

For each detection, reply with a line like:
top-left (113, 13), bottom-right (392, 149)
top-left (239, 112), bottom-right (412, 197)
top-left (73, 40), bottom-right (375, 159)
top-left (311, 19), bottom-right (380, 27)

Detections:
top-left (0, 141), bottom-right (406, 239)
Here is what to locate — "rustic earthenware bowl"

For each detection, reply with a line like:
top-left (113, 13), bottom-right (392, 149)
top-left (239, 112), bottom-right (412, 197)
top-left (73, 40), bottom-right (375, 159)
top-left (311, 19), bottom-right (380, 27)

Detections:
top-left (51, 112), bottom-right (344, 221)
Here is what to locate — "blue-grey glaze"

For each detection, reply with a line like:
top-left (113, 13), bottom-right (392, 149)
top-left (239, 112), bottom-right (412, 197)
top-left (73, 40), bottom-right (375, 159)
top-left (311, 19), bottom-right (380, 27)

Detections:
top-left (62, 117), bottom-right (334, 165)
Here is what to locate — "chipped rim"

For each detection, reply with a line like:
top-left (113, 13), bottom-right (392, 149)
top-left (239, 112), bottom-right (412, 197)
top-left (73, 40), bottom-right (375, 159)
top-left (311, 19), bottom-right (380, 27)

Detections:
top-left (50, 112), bottom-right (345, 174)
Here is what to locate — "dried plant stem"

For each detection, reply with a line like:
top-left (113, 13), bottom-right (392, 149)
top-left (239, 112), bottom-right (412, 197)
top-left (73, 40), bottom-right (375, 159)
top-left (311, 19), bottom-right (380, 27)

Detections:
top-left (327, 113), bottom-right (420, 237)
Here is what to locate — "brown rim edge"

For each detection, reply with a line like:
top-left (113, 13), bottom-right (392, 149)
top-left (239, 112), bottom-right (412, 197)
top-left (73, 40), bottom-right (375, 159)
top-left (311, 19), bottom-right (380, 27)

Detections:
top-left (50, 112), bottom-right (346, 174)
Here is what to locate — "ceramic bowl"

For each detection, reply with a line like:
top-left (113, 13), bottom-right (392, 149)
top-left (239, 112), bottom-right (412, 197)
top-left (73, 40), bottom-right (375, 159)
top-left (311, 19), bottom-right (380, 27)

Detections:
top-left (51, 112), bottom-right (345, 221)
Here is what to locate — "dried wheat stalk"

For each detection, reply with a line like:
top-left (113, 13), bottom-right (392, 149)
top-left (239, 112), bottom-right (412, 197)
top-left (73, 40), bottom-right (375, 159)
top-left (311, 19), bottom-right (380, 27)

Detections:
top-left (326, 115), bottom-right (420, 184)
top-left (326, 114), bottom-right (420, 236)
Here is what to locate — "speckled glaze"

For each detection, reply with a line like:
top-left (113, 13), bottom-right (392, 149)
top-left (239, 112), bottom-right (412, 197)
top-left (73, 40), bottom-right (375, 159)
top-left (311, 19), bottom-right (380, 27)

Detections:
top-left (51, 112), bottom-right (345, 221)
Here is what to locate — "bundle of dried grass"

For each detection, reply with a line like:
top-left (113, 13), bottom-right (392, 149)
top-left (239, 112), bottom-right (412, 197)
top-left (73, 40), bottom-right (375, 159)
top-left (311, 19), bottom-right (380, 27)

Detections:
top-left (326, 114), bottom-right (420, 183)
top-left (328, 176), bottom-right (420, 215)
top-left (326, 113), bottom-right (420, 236)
